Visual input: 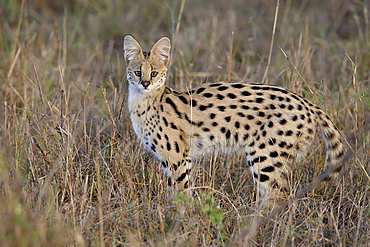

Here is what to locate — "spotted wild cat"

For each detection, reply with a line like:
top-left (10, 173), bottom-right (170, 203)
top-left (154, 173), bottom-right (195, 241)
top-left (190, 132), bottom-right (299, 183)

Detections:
top-left (123, 35), bottom-right (344, 202)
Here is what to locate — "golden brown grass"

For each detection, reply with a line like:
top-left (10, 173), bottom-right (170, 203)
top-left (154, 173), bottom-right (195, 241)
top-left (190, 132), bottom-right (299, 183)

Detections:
top-left (0, 0), bottom-right (369, 246)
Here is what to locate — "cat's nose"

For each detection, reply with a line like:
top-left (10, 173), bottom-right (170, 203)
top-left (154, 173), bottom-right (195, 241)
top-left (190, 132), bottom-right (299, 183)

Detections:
top-left (141, 81), bottom-right (150, 89)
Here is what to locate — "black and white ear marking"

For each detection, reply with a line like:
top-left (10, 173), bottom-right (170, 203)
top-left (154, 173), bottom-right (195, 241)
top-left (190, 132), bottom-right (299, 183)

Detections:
top-left (123, 35), bottom-right (143, 65)
top-left (150, 37), bottom-right (171, 67)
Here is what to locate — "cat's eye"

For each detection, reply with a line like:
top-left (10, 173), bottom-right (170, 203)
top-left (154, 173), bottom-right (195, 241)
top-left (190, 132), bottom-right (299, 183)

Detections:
top-left (134, 71), bottom-right (141, 77)
top-left (151, 71), bottom-right (158, 77)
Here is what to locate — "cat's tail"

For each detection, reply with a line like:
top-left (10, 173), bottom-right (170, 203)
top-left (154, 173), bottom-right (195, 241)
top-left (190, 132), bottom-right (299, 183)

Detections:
top-left (316, 109), bottom-right (345, 180)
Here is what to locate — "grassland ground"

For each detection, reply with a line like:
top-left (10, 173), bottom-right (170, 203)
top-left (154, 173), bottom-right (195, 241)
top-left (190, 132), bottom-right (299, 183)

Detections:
top-left (0, 0), bottom-right (369, 246)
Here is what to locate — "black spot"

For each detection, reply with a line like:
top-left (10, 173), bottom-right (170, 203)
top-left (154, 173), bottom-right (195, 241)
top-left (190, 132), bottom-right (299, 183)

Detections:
top-left (278, 96), bottom-right (284, 101)
top-left (247, 160), bottom-right (254, 166)
top-left (249, 150), bottom-right (256, 156)
top-left (286, 97), bottom-right (291, 102)
top-left (248, 141), bottom-right (255, 147)
top-left (161, 161), bottom-right (168, 168)
top-left (165, 97), bottom-right (182, 117)
top-left (209, 135), bottom-right (215, 141)
top-left (178, 95), bottom-right (188, 104)
top-left (268, 138), bottom-right (276, 145)
top-left (253, 173), bottom-right (269, 182)
top-left (235, 121), bottom-right (240, 128)
top-left (216, 94), bottom-right (225, 100)
top-left (251, 86), bottom-right (263, 90)
top-left (308, 128), bottom-right (313, 134)
top-left (217, 106), bottom-right (226, 111)
top-left (238, 112), bottom-right (245, 117)
top-left (252, 107), bottom-right (259, 111)
top-left (280, 151), bottom-right (289, 157)
top-left (255, 121), bottom-right (262, 125)
top-left (258, 111), bottom-right (265, 117)
top-left (225, 130), bottom-right (231, 139)
top-left (288, 105), bottom-right (294, 110)
top-left (297, 123), bottom-right (303, 129)
top-left (184, 90), bottom-right (195, 95)
top-left (336, 150), bottom-right (344, 158)
top-left (292, 115), bottom-right (298, 121)
top-left (217, 86), bottom-right (228, 91)
top-left (331, 141), bottom-right (339, 149)
top-left (209, 83), bottom-right (222, 87)
top-left (244, 124), bottom-right (250, 130)
top-left (261, 166), bottom-right (275, 172)
top-left (241, 105), bottom-right (249, 110)
top-left (224, 116), bottom-right (231, 122)
top-left (270, 94), bottom-right (276, 100)
top-left (209, 113), bottom-right (216, 119)
top-left (243, 133), bottom-right (249, 140)
top-left (157, 133), bottom-right (162, 140)
top-left (167, 177), bottom-right (172, 186)
top-left (227, 93), bottom-right (237, 99)
top-left (256, 92), bottom-right (263, 96)
top-left (300, 114), bottom-right (305, 120)
top-left (270, 151), bottom-right (278, 157)
top-left (241, 91), bottom-right (252, 96)
top-left (174, 142), bottom-right (180, 153)
top-left (279, 119), bottom-right (287, 125)
top-left (196, 87), bottom-right (206, 94)
top-left (279, 104), bottom-right (286, 109)
top-left (275, 113), bottom-right (282, 117)
top-left (170, 123), bottom-right (177, 129)
top-left (325, 131), bottom-right (335, 140)
top-left (267, 121), bottom-right (274, 128)
top-left (203, 93), bottom-right (213, 98)
top-left (190, 100), bottom-right (197, 107)
top-left (166, 142), bottom-right (171, 151)
top-left (269, 104), bottom-right (276, 110)
top-left (253, 156), bottom-right (267, 163)
top-left (274, 162), bottom-right (283, 167)
top-left (202, 127), bottom-right (210, 132)
top-left (231, 83), bottom-right (245, 88)
top-left (211, 122), bottom-right (218, 127)
top-left (259, 143), bottom-right (266, 149)
top-left (271, 87), bottom-right (288, 94)
top-left (229, 105), bottom-right (237, 109)
top-left (278, 141), bottom-right (286, 147)
top-left (164, 134), bottom-right (169, 141)
top-left (255, 98), bottom-right (264, 103)
top-left (277, 130), bottom-right (284, 135)
top-left (220, 127), bottom-right (226, 133)
top-left (151, 144), bottom-right (156, 152)
top-left (177, 172), bottom-right (187, 182)
top-left (286, 130), bottom-right (293, 136)
top-left (199, 105), bottom-right (208, 111)
top-left (162, 117), bottom-right (169, 127)
top-left (291, 94), bottom-right (300, 101)
top-left (234, 133), bottom-right (239, 142)
top-left (247, 115), bottom-right (254, 120)
top-left (322, 121), bottom-right (329, 127)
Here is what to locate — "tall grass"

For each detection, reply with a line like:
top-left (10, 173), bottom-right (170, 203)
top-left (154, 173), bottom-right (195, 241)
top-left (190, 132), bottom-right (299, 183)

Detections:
top-left (0, 0), bottom-right (369, 245)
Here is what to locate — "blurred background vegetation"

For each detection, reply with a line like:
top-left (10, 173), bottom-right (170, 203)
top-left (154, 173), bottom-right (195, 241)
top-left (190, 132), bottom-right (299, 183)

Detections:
top-left (0, 0), bottom-right (369, 245)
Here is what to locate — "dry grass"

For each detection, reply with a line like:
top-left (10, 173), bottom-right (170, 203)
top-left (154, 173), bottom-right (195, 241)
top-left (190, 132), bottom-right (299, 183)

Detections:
top-left (1, 0), bottom-right (369, 246)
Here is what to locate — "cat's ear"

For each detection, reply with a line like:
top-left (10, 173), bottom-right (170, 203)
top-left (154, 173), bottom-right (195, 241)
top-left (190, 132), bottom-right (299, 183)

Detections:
top-left (124, 35), bottom-right (143, 65)
top-left (150, 37), bottom-right (171, 67)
